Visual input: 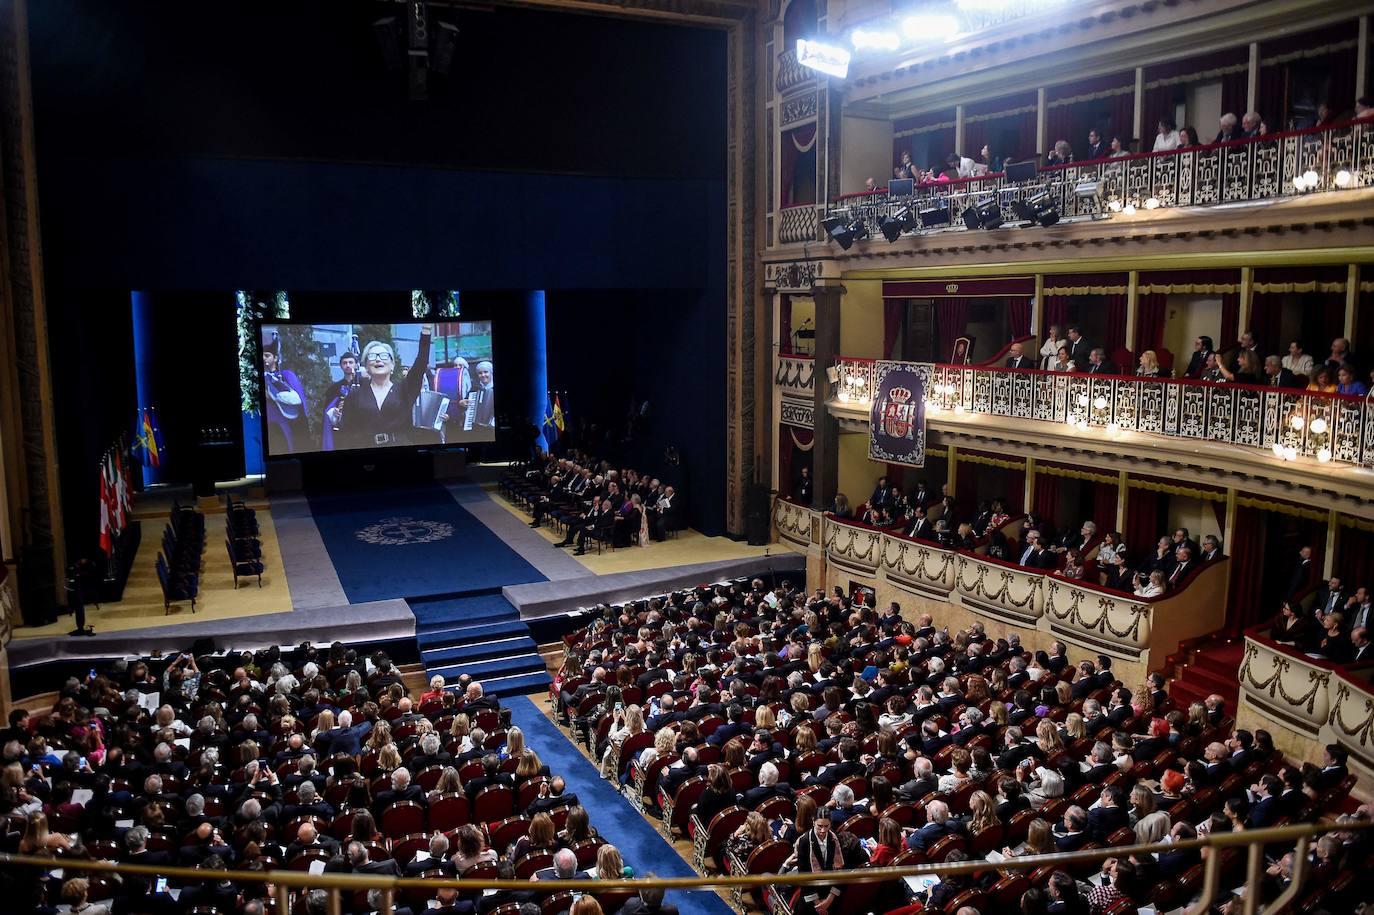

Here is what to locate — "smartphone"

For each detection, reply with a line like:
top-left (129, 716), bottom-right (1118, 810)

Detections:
top-left (88, 668), bottom-right (97, 680)
top-left (614, 702), bottom-right (624, 713)
top-left (154, 876), bottom-right (168, 894)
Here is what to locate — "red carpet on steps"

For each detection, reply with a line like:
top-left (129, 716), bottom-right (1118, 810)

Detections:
top-left (1170, 640), bottom-right (1245, 710)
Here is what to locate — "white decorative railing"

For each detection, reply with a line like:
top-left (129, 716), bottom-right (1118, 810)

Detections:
top-left (827, 117), bottom-right (1374, 242)
top-left (778, 204), bottom-right (822, 244)
top-left (794, 512), bottom-right (1228, 671)
top-left (831, 358), bottom-right (1374, 469)
top-left (774, 353), bottom-right (815, 394)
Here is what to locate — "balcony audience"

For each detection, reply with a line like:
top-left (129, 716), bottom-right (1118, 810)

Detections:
top-left (1109, 135), bottom-right (1130, 157)
top-left (1214, 113), bottom-right (1240, 143)
top-left (1046, 140), bottom-right (1073, 166)
top-left (1178, 126), bottom-right (1201, 148)
top-left (1282, 341), bottom-right (1315, 378)
top-left (1335, 365), bottom-right (1367, 396)
top-left (1154, 118), bottom-right (1181, 152)
top-left (1263, 355), bottom-right (1300, 389)
top-left (1084, 129), bottom-right (1107, 161)
top-left (1039, 325), bottom-right (1068, 368)
top-left (1136, 350), bottom-right (1164, 377)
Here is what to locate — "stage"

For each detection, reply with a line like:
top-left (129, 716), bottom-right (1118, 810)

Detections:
top-left (9, 475), bottom-right (798, 698)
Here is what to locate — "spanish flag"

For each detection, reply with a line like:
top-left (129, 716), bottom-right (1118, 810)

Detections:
top-left (141, 409), bottom-right (162, 467)
top-left (553, 394), bottom-right (565, 434)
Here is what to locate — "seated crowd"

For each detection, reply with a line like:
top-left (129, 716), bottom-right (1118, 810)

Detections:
top-left (821, 473), bottom-right (1225, 600)
top-left (873, 97), bottom-right (1374, 191)
top-left (0, 643), bottom-right (656, 915)
top-left (555, 578), bottom-right (1369, 915)
top-left (501, 450), bottom-right (682, 554)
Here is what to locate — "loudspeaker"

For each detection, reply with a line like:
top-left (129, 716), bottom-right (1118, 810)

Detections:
top-left (433, 449), bottom-right (468, 480)
top-left (746, 483), bottom-right (771, 546)
top-left (265, 459), bottom-right (303, 494)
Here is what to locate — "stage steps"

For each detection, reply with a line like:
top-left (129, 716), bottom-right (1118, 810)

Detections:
top-left (1169, 638), bottom-right (1244, 711)
top-left (408, 592), bottom-right (550, 698)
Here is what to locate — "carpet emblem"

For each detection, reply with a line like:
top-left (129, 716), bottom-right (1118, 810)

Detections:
top-left (355, 517), bottom-right (455, 546)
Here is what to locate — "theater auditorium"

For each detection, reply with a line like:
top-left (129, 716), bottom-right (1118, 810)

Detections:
top-left (0, 0), bottom-right (1371, 913)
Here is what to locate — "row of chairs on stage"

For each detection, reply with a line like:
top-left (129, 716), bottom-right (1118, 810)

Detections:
top-left (156, 500), bottom-right (203, 613)
top-left (225, 497), bottom-right (266, 588)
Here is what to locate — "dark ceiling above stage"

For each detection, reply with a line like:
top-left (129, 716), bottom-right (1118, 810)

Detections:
top-left (28, 0), bottom-right (726, 182)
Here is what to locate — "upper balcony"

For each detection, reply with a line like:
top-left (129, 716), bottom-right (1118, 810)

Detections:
top-left (817, 118), bottom-right (1374, 258)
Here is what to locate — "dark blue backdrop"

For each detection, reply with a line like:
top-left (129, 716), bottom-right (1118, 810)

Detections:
top-left (31, 1), bottom-right (729, 555)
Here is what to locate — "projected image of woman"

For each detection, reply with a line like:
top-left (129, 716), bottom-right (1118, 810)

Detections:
top-left (262, 331), bottom-right (308, 455)
top-left (336, 323), bottom-right (433, 450)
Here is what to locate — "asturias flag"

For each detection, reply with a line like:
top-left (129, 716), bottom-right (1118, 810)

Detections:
top-left (542, 393), bottom-right (559, 448)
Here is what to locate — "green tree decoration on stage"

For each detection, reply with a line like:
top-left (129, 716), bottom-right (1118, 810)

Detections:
top-left (236, 290), bottom-right (292, 416)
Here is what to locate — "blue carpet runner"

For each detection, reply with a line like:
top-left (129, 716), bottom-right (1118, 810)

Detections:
top-left (506, 695), bottom-right (735, 915)
top-left (306, 483), bottom-right (549, 694)
top-left (307, 483), bottom-right (545, 602)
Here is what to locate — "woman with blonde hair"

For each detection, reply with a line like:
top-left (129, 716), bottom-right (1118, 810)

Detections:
top-left (448, 712), bottom-right (470, 741)
top-left (429, 766), bottom-right (463, 802)
top-left (503, 726), bottom-right (525, 759)
top-left (512, 812), bottom-right (559, 860)
top-left (1137, 350), bottom-right (1163, 377)
top-left (1134, 810), bottom-right (1171, 845)
top-left (514, 748), bottom-right (550, 787)
top-left (986, 701), bottom-right (1009, 728)
top-left (570, 898), bottom-right (605, 915)
top-left (376, 743), bottom-right (402, 772)
top-left (1036, 719), bottom-right (1064, 756)
top-left (596, 843), bottom-right (630, 879)
top-left (966, 790), bottom-right (998, 834)
top-left (1062, 712), bottom-right (1087, 741)
top-left (807, 643), bottom-right (824, 674)
top-left (61, 878), bottom-right (110, 915)
top-left (1129, 784), bottom-right (1157, 826)
top-left (727, 811), bottom-right (773, 861)
top-left (18, 812), bottom-right (71, 855)
top-left (600, 704), bottom-right (645, 778)
top-left (938, 748), bottom-right (973, 793)
top-left (793, 724), bottom-right (818, 755)
top-left (366, 721), bottom-right (392, 752)
top-left (1004, 817), bottom-right (1054, 860)
top-left (1055, 680), bottom-right (1073, 707)
top-left (755, 705), bottom-right (777, 729)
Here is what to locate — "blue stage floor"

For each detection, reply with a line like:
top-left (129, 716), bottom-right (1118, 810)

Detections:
top-left (306, 483), bottom-right (545, 603)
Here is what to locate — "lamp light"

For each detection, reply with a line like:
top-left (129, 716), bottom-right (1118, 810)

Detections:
top-left (796, 39), bottom-right (851, 79)
top-left (1310, 418), bottom-right (1328, 435)
top-left (1290, 415), bottom-right (1305, 431)
top-left (1335, 169), bottom-right (1353, 188)
top-left (1318, 448), bottom-right (1332, 462)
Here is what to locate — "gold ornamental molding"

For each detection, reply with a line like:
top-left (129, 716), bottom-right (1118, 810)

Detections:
top-left (1234, 494), bottom-right (1331, 523)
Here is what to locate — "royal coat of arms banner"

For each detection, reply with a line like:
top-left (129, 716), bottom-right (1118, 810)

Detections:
top-left (869, 361), bottom-right (931, 468)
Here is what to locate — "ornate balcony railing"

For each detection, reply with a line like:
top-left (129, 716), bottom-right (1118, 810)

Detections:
top-left (777, 202), bottom-right (822, 244)
top-left (1239, 627), bottom-right (1374, 787)
top-left (774, 352), bottom-right (815, 393)
top-left (775, 48), bottom-right (814, 96)
top-left (826, 117), bottom-right (1374, 243)
top-left (781, 504), bottom-right (1229, 676)
top-left (830, 358), bottom-right (1374, 469)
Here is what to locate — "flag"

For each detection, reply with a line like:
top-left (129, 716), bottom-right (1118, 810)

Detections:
top-left (553, 394), bottom-right (565, 435)
top-left (542, 393), bottom-right (559, 449)
top-left (98, 466), bottom-right (112, 556)
top-left (114, 447), bottom-right (131, 527)
top-left (140, 408), bottom-right (163, 467)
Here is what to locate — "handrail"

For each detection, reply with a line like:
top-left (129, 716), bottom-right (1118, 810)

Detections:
top-left (1244, 622), bottom-right (1374, 676)
top-left (5, 820), bottom-right (1367, 914)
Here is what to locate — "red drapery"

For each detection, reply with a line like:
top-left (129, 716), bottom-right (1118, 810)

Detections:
top-left (884, 299), bottom-right (905, 360)
top-left (1006, 297), bottom-right (1032, 339)
top-left (1226, 505), bottom-right (1268, 634)
top-left (1125, 486), bottom-right (1164, 559)
top-left (1044, 295), bottom-right (1070, 335)
top-left (956, 459), bottom-right (978, 515)
top-left (885, 463), bottom-right (906, 491)
top-left (1104, 293), bottom-right (1128, 353)
top-left (1004, 467), bottom-right (1027, 515)
top-left (1220, 289), bottom-right (1241, 349)
top-left (1143, 48), bottom-right (1250, 139)
top-left (1045, 74), bottom-right (1136, 155)
top-left (1093, 480), bottom-right (1120, 532)
top-left (937, 298), bottom-right (971, 363)
top-left (1033, 472), bottom-right (1061, 523)
top-left (780, 123), bottom-right (818, 207)
top-left (1336, 526), bottom-right (1374, 592)
top-left (1135, 292), bottom-right (1169, 353)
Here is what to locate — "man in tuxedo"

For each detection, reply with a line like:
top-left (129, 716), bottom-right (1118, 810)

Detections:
top-left (1288, 545), bottom-right (1316, 599)
top-left (574, 498), bottom-right (616, 555)
top-left (285, 822), bottom-right (341, 861)
top-left (405, 833), bottom-right (457, 876)
top-left (906, 799), bottom-right (954, 851)
top-left (794, 466), bottom-right (813, 503)
top-left (1053, 806), bottom-right (1089, 851)
top-left (904, 505), bottom-right (933, 540)
top-left (1352, 627), bottom-right (1373, 663)
top-left (1086, 347), bottom-right (1118, 374)
top-left (616, 884), bottom-right (681, 915)
top-left (896, 755), bottom-right (938, 802)
top-left (1018, 531), bottom-right (1052, 569)
top-left (463, 754), bottom-right (514, 801)
top-left (1263, 355), bottom-right (1301, 389)
top-left (1087, 786), bottom-right (1129, 841)
top-left (1312, 745), bottom-right (1348, 790)
top-left (374, 767), bottom-right (426, 815)
top-left (1199, 535), bottom-right (1223, 562)
top-left (1314, 576), bottom-right (1346, 619)
top-left (1245, 774), bottom-right (1281, 829)
top-left (1005, 341), bottom-right (1034, 370)
top-left (1344, 588), bottom-right (1373, 632)
top-left (1065, 326), bottom-right (1091, 366)
top-left (1165, 545), bottom-right (1196, 589)
top-left (525, 776), bottom-right (579, 816)
top-left (740, 761), bottom-right (792, 808)
top-left (555, 494), bottom-right (605, 548)
top-left (706, 704), bottom-right (751, 746)
top-left (1084, 128), bottom-right (1107, 160)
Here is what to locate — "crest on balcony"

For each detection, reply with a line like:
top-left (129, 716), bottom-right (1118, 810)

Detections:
top-left (870, 361), bottom-right (933, 468)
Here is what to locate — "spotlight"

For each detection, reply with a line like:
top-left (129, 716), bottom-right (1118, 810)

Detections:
top-left (1290, 415), bottom-right (1305, 431)
top-left (822, 215), bottom-right (868, 249)
top-left (825, 366), bottom-right (840, 384)
top-left (918, 205), bottom-right (953, 229)
top-left (1318, 448), bottom-right (1332, 462)
top-left (797, 39), bottom-right (851, 78)
top-left (1292, 175), bottom-right (1308, 192)
top-left (1093, 396), bottom-right (1107, 410)
top-left (1310, 418), bottom-right (1328, 435)
top-left (1105, 422), bottom-right (1120, 434)
top-left (1074, 180), bottom-right (1104, 214)
top-left (1122, 203), bottom-right (1137, 215)
top-left (1302, 169), bottom-right (1319, 187)
top-left (902, 14), bottom-right (960, 42)
top-left (1077, 394), bottom-right (1090, 407)
top-left (1012, 191), bottom-right (1059, 227)
top-left (1283, 445), bottom-right (1298, 461)
top-left (879, 207), bottom-right (917, 242)
top-left (962, 197), bottom-right (1003, 230)
top-left (851, 28), bottom-right (900, 51)
top-left (1335, 169), bottom-right (1353, 188)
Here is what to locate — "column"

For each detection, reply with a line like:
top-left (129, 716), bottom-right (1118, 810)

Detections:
top-left (1032, 274), bottom-right (1045, 344)
top-left (1024, 457), bottom-right (1037, 515)
top-left (1325, 509), bottom-right (1339, 580)
top-left (1238, 267), bottom-right (1254, 337)
top-left (1247, 43), bottom-right (1259, 114)
top-left (1358, 18), bottom-right (1369, 106)
top-left (1036, 88), bottom-right (1047, 155)
top-left (1346, 263), bottom-right (1360, 344)
top-left (954, 105), bottom-right (965, 157)
top-left (1133, 67), bottom-right (1145, 148)
top-left (1116, 471), bottom-right (1128, 537)
top-left (1125, 270), bottom-right (1139, 351)
top-left (524, 291), bottom-right (549, 452)
top-left (811, 284), bottom-right (843, 510)
top-left (1222, 487), bottom-right (1238, 559)
top-left (946, 444), bottom-right (958, 500)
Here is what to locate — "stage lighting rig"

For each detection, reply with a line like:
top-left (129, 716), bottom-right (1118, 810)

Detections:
top-left (373, 2), bottom-right (460, 100)
top-left (918, 205), bottom-right (952, 229)
top-left (1011, 190), bottom-right (1059, 227)
top-left (879, 206), bottom-right (918, 242)
top-left (962, 196), bottom-right (1003, 230)
top-left (822, 214), bottom-right (869, 249)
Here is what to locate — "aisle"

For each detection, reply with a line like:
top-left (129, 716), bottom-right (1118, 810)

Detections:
top-left (505, 695), bottom-right (735, 915)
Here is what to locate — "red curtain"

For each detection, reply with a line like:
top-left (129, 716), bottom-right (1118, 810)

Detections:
top-left (937, 298), bottom-right (971, 363)
top-left (1125, 486), bottom-right (1163, 559)
top-left (1033, 472), bottom-right (1061, 523)
top-left (1220, 67), bottom-right (1248, 123)
top-left (1093, 480), bottom-right (1120, 532)
top-left (956, 458), bottom-right (978, 515)
top-left (780, 124), bottom-right (817, 207)
top-left (1226, 505), bottom-right (1268, 634)
top-left (1248, 292), bottom-right (1284, 354)
top-left (1104, 293), bottom-right (1128, 353)
top-left (884, 299), bottom-right (905, 360)
top-left (1044, 296), bottom-right (1070, 335)
top-left (1004, 467), bottom-right (1027, 515)
top-left (886, 463), bottom-right (906, 491)
top-left (1006, 297), bottom-right (1032, 339)
top-left (778, 425), bottom-right (794, 498)
top-left (1135, 292), bottom-right (1169, 353)
top-left (1336, 526), bottom-right (1374, 592)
